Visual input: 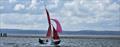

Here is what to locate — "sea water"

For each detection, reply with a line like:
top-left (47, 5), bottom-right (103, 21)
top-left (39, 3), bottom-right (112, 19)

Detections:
top-left (0, 37), bottom-right (120, 47)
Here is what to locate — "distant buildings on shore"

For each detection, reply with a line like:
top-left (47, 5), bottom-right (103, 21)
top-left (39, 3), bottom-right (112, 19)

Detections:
top-left (0, 33), bottom-right (7, 37)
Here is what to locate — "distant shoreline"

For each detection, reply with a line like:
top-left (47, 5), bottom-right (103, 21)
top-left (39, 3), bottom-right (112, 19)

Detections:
top-left (1, 34), bottom-right (120, 39)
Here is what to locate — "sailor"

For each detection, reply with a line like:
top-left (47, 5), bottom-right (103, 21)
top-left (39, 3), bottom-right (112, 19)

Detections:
top-left (0, 33), bottom-right (2, 37)
top-left (39, 38), bottom-right (44, 44)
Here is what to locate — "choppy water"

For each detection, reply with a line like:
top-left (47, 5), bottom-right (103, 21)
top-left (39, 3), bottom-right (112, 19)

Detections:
top-left (0, 37), bottom-right (120, 47)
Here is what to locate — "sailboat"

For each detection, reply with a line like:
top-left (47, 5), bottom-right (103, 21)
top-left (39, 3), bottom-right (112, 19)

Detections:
top-left (39, 7), bottom-right (62, 45)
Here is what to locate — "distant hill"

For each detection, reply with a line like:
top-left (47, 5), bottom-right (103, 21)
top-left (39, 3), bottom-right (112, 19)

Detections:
top-left (0, 29), bottom-right (120, 35)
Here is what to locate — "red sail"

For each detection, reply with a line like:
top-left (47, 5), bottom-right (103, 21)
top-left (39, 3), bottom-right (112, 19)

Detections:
top-left (53, 26), bottom-right (60, 40)
top-left (45, 7), bottom-right (52, 38)
top-left (51, 19), bottom-right (62, 33)
top-left (46, 26), bottom-right (51, 38)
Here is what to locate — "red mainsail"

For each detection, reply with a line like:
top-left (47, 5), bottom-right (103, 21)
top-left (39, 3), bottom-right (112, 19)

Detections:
top-left (45, 7), bottom-right (52, 38)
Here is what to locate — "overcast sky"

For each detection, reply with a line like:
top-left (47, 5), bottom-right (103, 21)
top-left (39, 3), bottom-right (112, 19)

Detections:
top-left (0, 0), bottom-right (120, 31)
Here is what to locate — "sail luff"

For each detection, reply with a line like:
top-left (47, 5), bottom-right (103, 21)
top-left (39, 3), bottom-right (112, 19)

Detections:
top-left (45, 8), bottom-right (51, 26)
